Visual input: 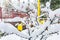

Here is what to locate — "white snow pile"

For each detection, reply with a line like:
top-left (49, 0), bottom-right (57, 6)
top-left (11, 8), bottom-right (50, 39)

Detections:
top-left (4, 17), bottom-right (23, 22)
top-left (4, 18), bottom-right (13, 22)
top-left (21, 29), bottom-right (29, 36)
top-left (46, 32), bottom-right (60, 40)
top-left (0, 34), bottom-right (28, 40)
top-left (12, 17), bottom-right (22, 22)
top-left (0, 22), bottom-right (30, 39)
top-left (53, 8), bottom-right (60, 17)
top-left (0, 22), bottom-right (17, 34)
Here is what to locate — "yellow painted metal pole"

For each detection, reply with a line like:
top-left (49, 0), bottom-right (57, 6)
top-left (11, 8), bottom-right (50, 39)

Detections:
top-left (37, 0), bottom-right (40, 16)
top-left (37, 0), bottom-right (44, 24)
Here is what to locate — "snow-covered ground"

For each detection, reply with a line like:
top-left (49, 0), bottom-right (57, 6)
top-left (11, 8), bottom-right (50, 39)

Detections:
top-left (46, 32), bottom-right (60, 40)
top-left (0, 29), bottom-right (60, 40)
top-left (0, 34), bottom-right (28, 40)
top-left (4, 17), bottom-right (23, 22)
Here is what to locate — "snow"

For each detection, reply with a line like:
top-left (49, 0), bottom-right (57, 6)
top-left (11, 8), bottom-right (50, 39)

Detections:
top-left (10, 0), bottom-right (20, 10)
top-left (0, 22), bottom-right (60, 40)
top-left (0, 0), bottom-right (60, 40)
top-left (12, 17), bottom-right (22, 22)
top-left (46, 2), bottom-right (50, 8)
top-left (0, 22), bottom-right (19, 34)
top-left (21, 29), bottom-right (29, 36)
top-left (46, 33), bottom-right (60, 40)
top-left (9, 0), bottom-right (37, 12)
top-left (0, 22), bottom-right (30, 39)
top-left (53, 8), bottom-right (60, 17)
top-left (48, 24), bottom-right (60, 33)
top-left (4, 17), bottom-right (23, 22)
top-left (0, 30), bottom-right (60, 40)
top-left (0, 34), bottom-right (28, 40)
top-left (52, 17), bottom-right (59, 24)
